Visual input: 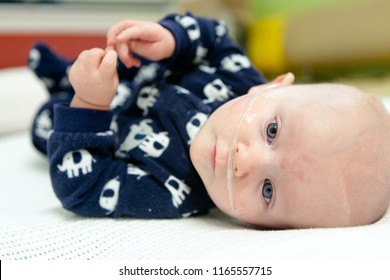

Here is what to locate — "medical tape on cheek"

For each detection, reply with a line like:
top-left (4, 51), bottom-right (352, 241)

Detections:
top-left (226, 84), bottom-right (282, 221)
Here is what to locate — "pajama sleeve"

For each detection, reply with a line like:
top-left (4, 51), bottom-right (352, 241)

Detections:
top-left (159, 13), bottom-right (266, 96)
top-left (48, 105), bottom-right (183, 218)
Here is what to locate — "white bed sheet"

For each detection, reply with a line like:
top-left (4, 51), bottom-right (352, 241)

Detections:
top-left (1, 68), bottom-right (390, 260)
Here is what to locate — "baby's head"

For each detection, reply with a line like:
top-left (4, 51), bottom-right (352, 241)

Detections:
top-left (190, 74), bottom-right (390, 228)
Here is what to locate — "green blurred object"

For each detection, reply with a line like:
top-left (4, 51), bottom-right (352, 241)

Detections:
top-left (249, 0), bottom-right (355, 17)
top-left (246, 0), bottom-right (390, 82)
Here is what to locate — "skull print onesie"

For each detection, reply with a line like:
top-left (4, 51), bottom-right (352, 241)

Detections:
top-left (30, 13), bottom-right (266, 218)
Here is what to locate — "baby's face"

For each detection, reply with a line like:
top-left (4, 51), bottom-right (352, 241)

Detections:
top-left (190, 83), bottom-right (390, 228)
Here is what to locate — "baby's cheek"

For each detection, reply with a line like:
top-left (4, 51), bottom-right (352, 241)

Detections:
top-left (280, 154), bottom-right (317, 183)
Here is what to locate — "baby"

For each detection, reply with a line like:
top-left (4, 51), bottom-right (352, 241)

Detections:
top-left (191, 82), bottom-right (390, 228)
top-left (30, 13), bottom-right (390, 229)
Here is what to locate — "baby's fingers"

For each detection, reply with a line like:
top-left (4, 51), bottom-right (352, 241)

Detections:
top-left (116, 24), bottom-right (146, 43)
top-left (100, 50), bottom-right (118, 76)
top-left (107, 20), bottom-right (137, 46)
top-left (117, 42), bottom-right (141, 68)
top-left (74, 48), bottom-right (105, 71)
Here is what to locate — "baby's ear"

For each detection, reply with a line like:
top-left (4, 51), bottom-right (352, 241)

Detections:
top-left (247, 72), bottom-right (295, 95)
top-left (271, 72), bottom-right (295, 85)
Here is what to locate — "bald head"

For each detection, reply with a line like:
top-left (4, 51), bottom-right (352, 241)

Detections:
top-left (337, 86), bottom-right (390, 226)
top-left (191, 81), bottom-right (390, 229)
top-left (285, 83), bottom-right (390, 227)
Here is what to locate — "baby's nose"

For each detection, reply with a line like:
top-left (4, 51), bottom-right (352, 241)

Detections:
top-left (232, 142), bottom-right (262, 178)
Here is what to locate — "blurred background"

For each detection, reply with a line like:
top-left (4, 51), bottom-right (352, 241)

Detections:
top-left (1, 0), bottom-right (390, 94)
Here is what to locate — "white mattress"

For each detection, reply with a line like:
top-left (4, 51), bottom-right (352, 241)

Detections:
top-left (2, 67), bottom-right (390, 260)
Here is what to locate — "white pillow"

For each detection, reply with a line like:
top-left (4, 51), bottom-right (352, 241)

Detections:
top-left (0, 67), bottom-right (47, 135)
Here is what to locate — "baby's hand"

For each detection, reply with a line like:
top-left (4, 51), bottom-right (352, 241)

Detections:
top-left (106, 20), bottom-right (175, 68)
top-left (69, 48), bottom-right (119, 110)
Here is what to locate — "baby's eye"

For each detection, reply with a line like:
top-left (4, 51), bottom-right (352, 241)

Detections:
top-left (262, 179), bottom-right (273, 204)
top-left (266, 120), bottom-right (278, 144)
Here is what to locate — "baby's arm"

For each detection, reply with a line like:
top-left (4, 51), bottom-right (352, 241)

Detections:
top-left (48, 118), bottom-right (182, 218)
top-left (45, 47), bottom-right (181, 217)
top-left (69, 48), bottom-right (119, 110)
top-left (158, 13), bottom-right (267, 96)
top-left (106, 20), bottom-right (175, 68)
